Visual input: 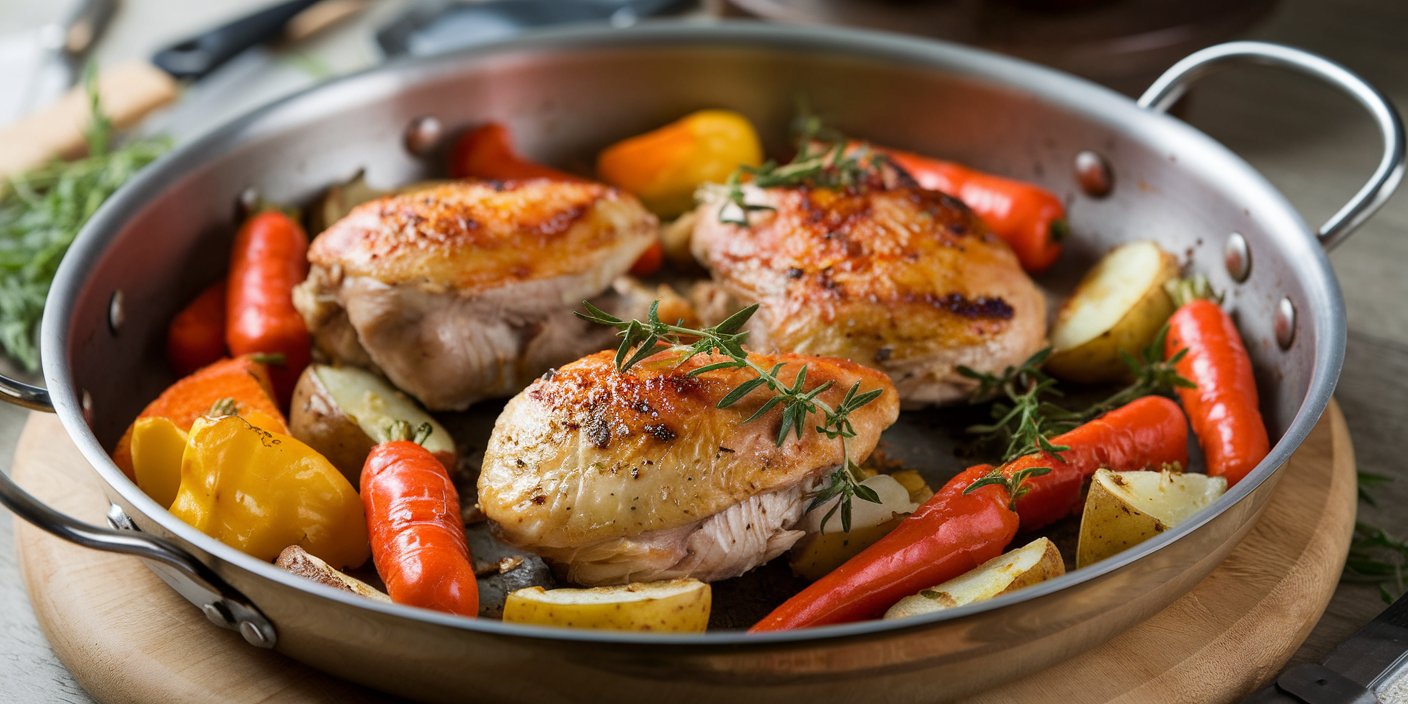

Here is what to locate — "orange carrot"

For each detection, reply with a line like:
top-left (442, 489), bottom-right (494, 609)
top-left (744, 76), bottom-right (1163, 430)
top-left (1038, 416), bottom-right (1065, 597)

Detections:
top-left (1165, 279), bottom-right (1269, 485)
top-left (362, 425), bottom-right (478, 617)
top-left (628, 240), bottom-right (665, 277)
top-left (112, 355), bottom-right (286, 479)
top-left (226, 211), bottom-right (310, 406)
top-left (166, 280), bottom-right (227, 376)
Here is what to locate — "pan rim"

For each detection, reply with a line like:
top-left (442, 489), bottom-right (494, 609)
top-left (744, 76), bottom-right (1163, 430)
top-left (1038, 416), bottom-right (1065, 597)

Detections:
top-left (41, 19), bottom-right (1345, 647)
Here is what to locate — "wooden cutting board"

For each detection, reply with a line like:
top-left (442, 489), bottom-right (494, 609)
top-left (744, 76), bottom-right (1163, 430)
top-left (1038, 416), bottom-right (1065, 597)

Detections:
top-left (11, 403), bottom-right (1357, 704)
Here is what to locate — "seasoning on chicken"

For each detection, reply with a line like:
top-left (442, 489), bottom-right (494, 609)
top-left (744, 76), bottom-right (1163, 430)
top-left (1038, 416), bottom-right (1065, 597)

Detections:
top-left (294, 180), bottom-right (658, 410)
top-left (478, 349), bottom-right (900, 586)
top-left (690, 183), bottom-right (1046, 407)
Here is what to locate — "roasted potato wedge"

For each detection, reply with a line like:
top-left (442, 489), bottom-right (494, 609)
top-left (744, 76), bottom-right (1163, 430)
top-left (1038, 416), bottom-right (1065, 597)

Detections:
top-left (276, 545), bottom-right (390, 602)
top-left (503, 579), bottom-right (710, 632)
top-left (289, 364), bottom-right (456, 482)
top-left (790, 474), bottom-right (918, 581)
top-left (884, 537), bottom-right (1064, 620)
top-left (1046, 241), bottom-right (1180, 382)
top-left (1077, 468), bottom-right (1227, 568)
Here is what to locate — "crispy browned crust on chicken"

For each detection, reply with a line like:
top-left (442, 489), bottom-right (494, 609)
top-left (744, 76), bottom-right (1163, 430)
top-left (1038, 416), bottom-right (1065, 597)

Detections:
top-left (691, 184), bottom-right (1046, 406)
top-left (307, 180), bottom-right (652, 292)
top-left (478, 349), bottom-right (899, 584)
top-left (295, 180), bottom-right (658, 410)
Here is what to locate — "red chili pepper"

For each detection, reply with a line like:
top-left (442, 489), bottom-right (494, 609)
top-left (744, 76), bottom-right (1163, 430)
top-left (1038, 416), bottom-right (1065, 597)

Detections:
top-left (1005, 395), bottom-right (1190, 530)
top-left (225, 210), bottom-right (310, 406)
top-left (1165, 279), bottom-right (1269, 486)
top-left (166, 279), bottom-right (227, 376)
top-left (447, 122), bottom-right (582, 182)
top-left (750, 465), bottom-right (1018, 632)
top-left (362, 427), bottom-right (479, 617)
top-left (750, 396), bottom-right (1187, 632)
top-left (863, 143), bottom-right (1066, 273)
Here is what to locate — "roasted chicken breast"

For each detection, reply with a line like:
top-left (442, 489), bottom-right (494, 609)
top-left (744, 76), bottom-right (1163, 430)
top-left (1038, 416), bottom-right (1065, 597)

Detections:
top-left (691, 183), bottom-right (1046, 406)
top-left (295, 180), bottom-right (657, 410)
top-left (478, 350), bottom-right (900, 585)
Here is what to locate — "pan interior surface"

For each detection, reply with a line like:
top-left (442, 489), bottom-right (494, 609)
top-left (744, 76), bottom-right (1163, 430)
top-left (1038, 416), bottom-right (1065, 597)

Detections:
top-left (43, 21), bottom-right (1341, 651)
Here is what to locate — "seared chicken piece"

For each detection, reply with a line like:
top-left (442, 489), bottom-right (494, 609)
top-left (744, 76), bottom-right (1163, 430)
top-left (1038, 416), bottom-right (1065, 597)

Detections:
top-left (295, 180), bottom-right (657, 410)
top-left (479, 350), bottom-right (899, 585)
top-left (691, 184), bottom-right (1046, 406)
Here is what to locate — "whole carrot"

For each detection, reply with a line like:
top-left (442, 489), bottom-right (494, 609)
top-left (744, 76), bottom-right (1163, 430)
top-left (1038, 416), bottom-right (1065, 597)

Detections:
top-left (999, 395), bottom-right (1189, 530)
top-left (1164, 277), bottom-right (1269, 486)
top-left (226, 211), bottom-right (310, 405)
top-left (166, 279), bottom-right (227, 376)
top-left (447, 122), bottom-right (582, 182)
top-left (362, 422), bottom-right (478, 617)
top-left (864, 143), bottom-right (1067, 273)
top-left (750, 465), bottom-right (1017, 632)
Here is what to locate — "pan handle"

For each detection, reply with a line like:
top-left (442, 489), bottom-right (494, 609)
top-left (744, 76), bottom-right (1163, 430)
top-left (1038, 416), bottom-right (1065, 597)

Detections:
top-left (1138, 41), bottom-right (1405, 251)
top-left (0, 441), bottom-right (277, 648)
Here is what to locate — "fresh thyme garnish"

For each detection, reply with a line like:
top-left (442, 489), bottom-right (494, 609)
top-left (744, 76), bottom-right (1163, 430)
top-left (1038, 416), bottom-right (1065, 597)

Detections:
top-left (0, 66), bottom-right (170, 370)
top-left (958, 324), bottom-right (1195, 465)
top-left (576, 299), bottom-right (885, 532)
top-left (1345, 471), bottom-right (1406, 603)
top-left (963, 465), bottom-right (1054, 510)
top-left (710, 114), bottom-right (888, 227)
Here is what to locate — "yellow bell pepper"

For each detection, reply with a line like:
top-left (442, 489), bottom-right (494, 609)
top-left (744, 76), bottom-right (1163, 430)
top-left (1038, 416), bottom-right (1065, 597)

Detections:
top-left (597, 109), bottom-right (763, 217)
top-left (168, 411), bottom-right (369, 569)
top-left (130, 416), bottom-right (188, 509)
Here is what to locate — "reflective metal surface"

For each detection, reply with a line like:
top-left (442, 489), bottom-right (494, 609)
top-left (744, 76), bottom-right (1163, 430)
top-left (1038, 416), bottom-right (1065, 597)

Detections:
top-left (5, 21), bottom-right (1397, 702)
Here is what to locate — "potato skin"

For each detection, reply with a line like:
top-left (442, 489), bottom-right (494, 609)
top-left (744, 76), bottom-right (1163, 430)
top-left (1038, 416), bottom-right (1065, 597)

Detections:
top-left (789, 518), bottom-right (901, 582)
top-left (1046, 243), bottom-right (1180, 383)
top-left (289, 366), bottom-right (377, 484)
top-left (883, 538), bottom-right (1064, 620)
top-left (503, 579), bottom-right (711, 632)
top-left (1076, 469), bottom-right (1226, 568)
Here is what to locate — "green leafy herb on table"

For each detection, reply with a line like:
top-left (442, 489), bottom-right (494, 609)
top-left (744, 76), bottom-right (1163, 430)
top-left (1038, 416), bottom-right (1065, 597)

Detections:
top-left (0, 68), bottom-right (169, 370)
top-left (577, 300), bottom-right (886, 532)
top-left (1347, 472), bottom-right (1407, 603)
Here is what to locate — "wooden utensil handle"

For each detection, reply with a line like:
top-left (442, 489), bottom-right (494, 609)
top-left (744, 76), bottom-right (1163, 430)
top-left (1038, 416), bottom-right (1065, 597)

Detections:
top-left (0, 60), bottom-right (178, 181)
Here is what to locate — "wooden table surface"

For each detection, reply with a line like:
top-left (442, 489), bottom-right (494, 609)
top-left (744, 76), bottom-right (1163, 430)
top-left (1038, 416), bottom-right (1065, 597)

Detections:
top-left (0, 0), bottom-right (1405, 701)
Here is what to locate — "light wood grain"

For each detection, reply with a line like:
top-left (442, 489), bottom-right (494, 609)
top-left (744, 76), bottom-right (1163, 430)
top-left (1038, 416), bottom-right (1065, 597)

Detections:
top-left (0, 61), bottom-right (177, 181)
top-left (10, 402), bottom-right (1354, 704)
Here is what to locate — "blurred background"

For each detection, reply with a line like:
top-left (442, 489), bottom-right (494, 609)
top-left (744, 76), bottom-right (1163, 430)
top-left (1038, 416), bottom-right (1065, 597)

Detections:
top-left (0, 1), bottom-right (1404, 701)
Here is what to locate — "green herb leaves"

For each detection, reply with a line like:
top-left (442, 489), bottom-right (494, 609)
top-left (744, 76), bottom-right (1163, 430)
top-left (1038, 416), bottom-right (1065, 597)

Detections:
top-left (963, 465), bottom-right (1054, 511)
top-left (0, 66), bottom-right (169, 369)
top-left (576, 299), bottom-right (886, 532)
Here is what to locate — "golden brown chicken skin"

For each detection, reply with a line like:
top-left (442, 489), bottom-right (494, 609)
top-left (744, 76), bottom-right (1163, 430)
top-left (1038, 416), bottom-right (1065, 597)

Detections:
top-left (295, 180), bottom-right (657, 410)
top-left (478, 349), bottom-right (899, 585)
top-left (691, 183), bottom-right (1046, 407)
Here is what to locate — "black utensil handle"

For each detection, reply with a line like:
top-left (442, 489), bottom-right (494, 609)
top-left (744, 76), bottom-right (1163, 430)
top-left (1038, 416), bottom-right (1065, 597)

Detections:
top-left (151, 0), bottom-right (322, 80)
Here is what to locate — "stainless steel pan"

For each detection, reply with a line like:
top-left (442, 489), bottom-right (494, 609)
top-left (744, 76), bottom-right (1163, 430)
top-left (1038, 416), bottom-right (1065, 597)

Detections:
top-left (1, 22), bottom-right (1402, 703)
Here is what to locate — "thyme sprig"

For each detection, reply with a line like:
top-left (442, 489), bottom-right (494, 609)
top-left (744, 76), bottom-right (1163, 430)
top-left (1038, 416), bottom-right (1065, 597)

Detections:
top-left (958, 324), bottom-right (1194, 466)
top-left (711, 114), bottom-right (888, 227)
top-left (964, 466), bottom-right (1054, 510)
top-left (576, 300), bottom-right (885, 531)
top-left (1345, 519), bottom-right (1408, 603)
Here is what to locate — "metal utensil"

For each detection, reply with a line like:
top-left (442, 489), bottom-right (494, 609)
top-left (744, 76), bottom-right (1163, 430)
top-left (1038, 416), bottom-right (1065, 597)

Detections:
top-left (0, 0), bottom-right (116, 125)
top-left (1249, 591), bottom-right (1408, 703)
top-left (376, 0), bottom-right (692, 57)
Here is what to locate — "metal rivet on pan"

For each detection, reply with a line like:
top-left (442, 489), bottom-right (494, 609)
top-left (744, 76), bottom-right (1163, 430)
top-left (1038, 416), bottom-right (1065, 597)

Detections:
top-left (105, 504), bottom-right (135, 531)
top-left (1074, 150), bottom-right (1113, 197)
top-left (1225, 233), bottom-right (1251, 282)
top-left (107, 290), bottom-right (124, 334)
top-left (404, 116), bottom-right (443, 157)
top-left (239, 620), bottom-right (274, 648)
top-left (236, 187), bottom-right (260, 222)
top-left (80, 390), bottom-right (93, 425)
top-left (202, 602), bottom-right (233, 628)
top-left (1274, 297), bottom-right (1297, 349)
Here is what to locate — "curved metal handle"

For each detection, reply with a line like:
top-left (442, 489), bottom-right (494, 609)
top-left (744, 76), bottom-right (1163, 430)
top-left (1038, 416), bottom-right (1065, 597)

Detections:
top-left (0, 376), bottom-right (51, 412)
top-left (1138, 41), bottom-right (1406, 251)
top-left (0, 456), bottom-right (276, 647)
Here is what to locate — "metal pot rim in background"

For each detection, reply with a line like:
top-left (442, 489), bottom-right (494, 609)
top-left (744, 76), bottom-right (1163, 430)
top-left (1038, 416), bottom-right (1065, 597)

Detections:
top-left (3, 21), bottom-right (1402, 653)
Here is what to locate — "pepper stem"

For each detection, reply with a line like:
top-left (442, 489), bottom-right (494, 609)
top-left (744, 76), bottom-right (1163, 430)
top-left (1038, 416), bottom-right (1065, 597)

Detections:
top-left (207, 397), bottom-right (238, 417)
